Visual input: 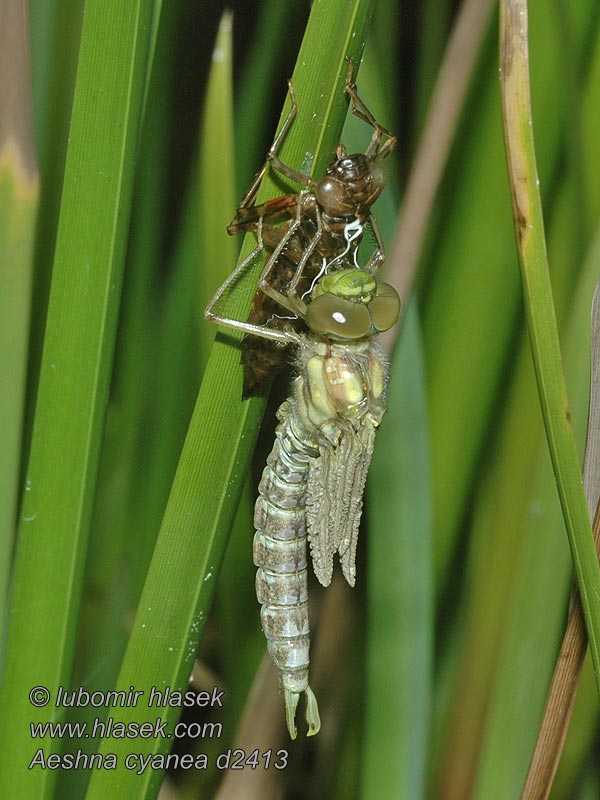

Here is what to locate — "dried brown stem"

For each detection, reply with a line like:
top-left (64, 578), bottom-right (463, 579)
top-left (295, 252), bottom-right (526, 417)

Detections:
top-left (215, 655), bottom-right (284, 800)
top-left (520, 499), bottom-right (600, 799)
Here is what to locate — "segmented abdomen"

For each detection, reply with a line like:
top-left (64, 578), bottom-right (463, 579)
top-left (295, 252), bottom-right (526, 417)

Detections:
top-left (253, 404), bottom-right (318, 696)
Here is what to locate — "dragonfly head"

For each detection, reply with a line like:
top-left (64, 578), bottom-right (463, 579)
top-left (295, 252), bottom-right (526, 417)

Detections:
top-left (305, 268), bottom-right (400, 341)
top-left (314, 152), bottom-right (388, 218)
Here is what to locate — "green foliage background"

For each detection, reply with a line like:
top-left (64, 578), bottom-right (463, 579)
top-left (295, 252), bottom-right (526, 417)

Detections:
top-left (1, 0), bottom-right (600, 797)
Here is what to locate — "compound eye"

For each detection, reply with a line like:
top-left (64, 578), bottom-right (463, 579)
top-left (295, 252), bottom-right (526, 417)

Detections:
top-left (306, 294), bottom-right (371, 339)
top-left (314, 177), bottom-right (349, 215)
top-left (369, 282), bottom-right (401, 331)
top-left (369, 163), bottom-right (388, 192)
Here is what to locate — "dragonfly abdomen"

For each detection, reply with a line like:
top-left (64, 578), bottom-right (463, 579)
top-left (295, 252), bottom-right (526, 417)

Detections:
top-left (253, 406), bottom-right (321, 738)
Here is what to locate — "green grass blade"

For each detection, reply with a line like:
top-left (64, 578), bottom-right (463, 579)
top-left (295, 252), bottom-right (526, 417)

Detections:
top-left (0, 1), bottom-right (156, 795)
top-left (499, 0), bottom-right (600, 697)
top-left (363, 302), bottom-right (432, 799)
top-left (234, 0), bottom-right (305, 193)
top-left (0, 1), bottom-right (38, 627)
top-left (26, 0), bottom-right (84, 428)
top-left (84, 2), bottom-right (378, 796)
top-left (198, 10), bottom-right (237, 370)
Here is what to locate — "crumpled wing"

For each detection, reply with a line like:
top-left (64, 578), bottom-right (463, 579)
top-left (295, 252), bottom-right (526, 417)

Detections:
top-left (306, 418), bottom-right (378, 587)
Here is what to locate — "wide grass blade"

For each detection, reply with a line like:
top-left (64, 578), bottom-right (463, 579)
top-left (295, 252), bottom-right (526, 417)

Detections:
top-left (0, 0), bottom-right (157, 796)
top-left (84, 2), bottom-right (378, 796)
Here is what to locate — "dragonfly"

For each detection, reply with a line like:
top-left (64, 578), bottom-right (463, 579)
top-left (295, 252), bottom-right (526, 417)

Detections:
top-left (205, 262), bottom-right (401, 738)
top-left (226, 59), bottom-right (397, 397)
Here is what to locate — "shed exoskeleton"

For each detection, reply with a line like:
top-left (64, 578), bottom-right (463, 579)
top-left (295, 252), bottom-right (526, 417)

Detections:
top-left (224, 59), bottom-right (397, 397)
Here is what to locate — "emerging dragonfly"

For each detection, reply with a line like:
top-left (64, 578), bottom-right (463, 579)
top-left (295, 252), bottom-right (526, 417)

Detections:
top-left (205, 262), bottom-right (400, 737)
top-left (227, 59), bottom-right (397, 397)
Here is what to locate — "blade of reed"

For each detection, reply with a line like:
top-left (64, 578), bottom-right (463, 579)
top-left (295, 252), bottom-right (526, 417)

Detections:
top-left (28, 0), bottom-right (83, 168)
top-left (234, 0), bottom-right (305, 194)
top-left (363, 301), bottom-right (432, 799)
top-left (84, 3), bottom-right (378, 796)
top-left (83, 0), bottom-right (180, 606)
top-left (0, 0), bottom-right (38, 629)
top-left (26, 0), bottom-right (84, 435)
top-left (499, 0), bottom-right (600, 688)
top-left (198, 10), bottom-right (237, 371)
top-left (433, 225), bottom-right (575, 798)
top-left (0, 1), bottom-right (156, 796)
top-left (367, 0), bottom-right (400, 131)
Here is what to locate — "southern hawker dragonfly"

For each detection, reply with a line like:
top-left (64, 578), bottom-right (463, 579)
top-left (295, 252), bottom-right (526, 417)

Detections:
top-left (205, 263), bottom-right (400, 738)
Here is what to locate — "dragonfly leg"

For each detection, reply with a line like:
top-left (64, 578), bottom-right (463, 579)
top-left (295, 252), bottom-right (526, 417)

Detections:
top-left (205, 220), bottom-right (303, 344)
top-left (256, 191), bottom-right (314, 318)
top-left (228, 161), bottom-right (269, 230)
top-left (287, 205), bottom-right (324, 295)
top-left (267, 81), bottom-right (315, 188)
top-left (364, 213), bottom-right (385, 273)
top-left (344, 58), bottom-right (397, 162)
top-left (229, 79), bottom-right (312, 238)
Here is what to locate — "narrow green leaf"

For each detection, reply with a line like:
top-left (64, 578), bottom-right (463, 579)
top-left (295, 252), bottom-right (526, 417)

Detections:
top-left (27, 0), bottom-right (84, 428)
top-left (0, 1), bottom-right (156, 796)
top-left (198, 10), bottom-right (237, 370)
top-left (235, 0), bottom-right (306, 193)
top-left (0, 1), bottom-right (38, 629)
